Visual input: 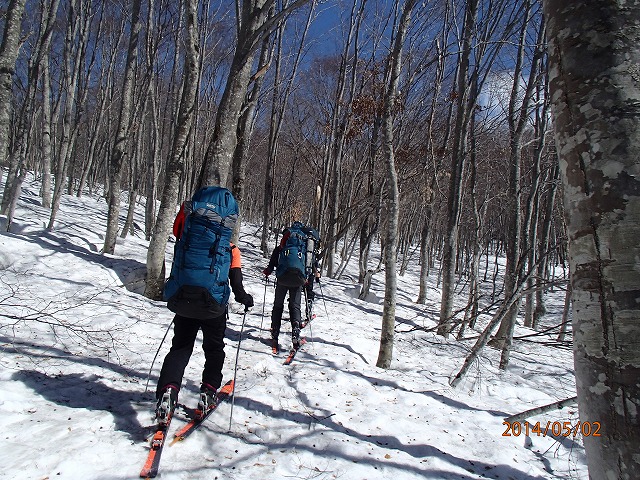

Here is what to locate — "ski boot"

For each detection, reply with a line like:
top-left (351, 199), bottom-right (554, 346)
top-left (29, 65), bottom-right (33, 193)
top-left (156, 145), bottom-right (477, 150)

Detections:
top-left (197, 383), bottom-right (217, 418)
top-left (155, 385), bottom-right (178, 426)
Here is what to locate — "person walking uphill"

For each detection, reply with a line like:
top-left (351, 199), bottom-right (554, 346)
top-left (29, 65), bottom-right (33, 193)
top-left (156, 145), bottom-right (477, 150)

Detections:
top-left (155, 186), bottom-right (253, 425)
top-left (263, 221), bottom-right (320, 354)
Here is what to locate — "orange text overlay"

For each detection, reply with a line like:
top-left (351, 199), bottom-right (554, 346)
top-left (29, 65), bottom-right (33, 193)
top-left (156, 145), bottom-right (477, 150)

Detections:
top-left (502, 421), bottom-right (601, 438)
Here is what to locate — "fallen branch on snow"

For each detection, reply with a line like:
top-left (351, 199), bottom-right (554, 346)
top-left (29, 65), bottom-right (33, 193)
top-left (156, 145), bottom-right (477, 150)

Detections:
top-left (504, 396), bottom-right (578, 423)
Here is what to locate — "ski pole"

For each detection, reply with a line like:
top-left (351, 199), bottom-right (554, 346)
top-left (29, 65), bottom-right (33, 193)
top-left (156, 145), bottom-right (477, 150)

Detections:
top-left (303, 288), bottom-right (315, 352)
top-left (318, 279), bottom-right (330, 321)
top-left (260, 277), bottom-right (268, 331)
top-left (305, 286), bottom-right (314, 326)
top-left (145, 319), bottom-right (174, 393)
top-left (229, 307), bottom-right (249, 432)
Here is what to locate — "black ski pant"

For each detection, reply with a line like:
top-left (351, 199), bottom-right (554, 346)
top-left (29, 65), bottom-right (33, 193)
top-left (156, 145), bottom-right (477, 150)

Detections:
top-left (156, 313), bottom-right (227, 400)
top-left (304, 280), bottom-right (315, 319)
top-left (270, 282), bottom-right (302, 344)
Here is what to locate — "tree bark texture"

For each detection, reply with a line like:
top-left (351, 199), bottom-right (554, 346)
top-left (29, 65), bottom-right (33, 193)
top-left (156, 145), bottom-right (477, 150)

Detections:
top-left (544, 1), bottom-right (640, 478)
top-left (103, 0), bottom-right (142, 254)
top-left (199, 0), bottom-right (312, 190)
top-left (437, 0), bottom-right (479, 337)
top-left (376, 0), bottom-right (417, 369)
top-left (0, 0), bottom-right (27, 174)
top-left (145, 0), bottom-right (201, 300)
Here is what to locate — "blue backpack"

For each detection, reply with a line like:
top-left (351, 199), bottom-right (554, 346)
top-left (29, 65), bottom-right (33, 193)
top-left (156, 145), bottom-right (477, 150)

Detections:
top-left (275, 221), bottom-right (319, 287)
top-left (164, 187), bottom-right (239, 319)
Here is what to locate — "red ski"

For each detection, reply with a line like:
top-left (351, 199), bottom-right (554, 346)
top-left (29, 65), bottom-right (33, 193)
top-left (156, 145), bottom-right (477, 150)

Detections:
top-left (140, 411), bottom-right (175, 478)
top-left (170, 380), bottom-right (234, 444)
top-left (283, 338), bottom-right (307, 365)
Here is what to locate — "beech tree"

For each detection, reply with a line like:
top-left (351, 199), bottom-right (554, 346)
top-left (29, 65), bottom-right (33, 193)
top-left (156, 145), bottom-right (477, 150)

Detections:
top-left (376, 0), bottom-right (418, 369)
top-left (437, 0), bottom-right (480, 337)
top-left (198, 0), bottom-right (312, 190)
top-left (543, 0), bottom-right (640, 478)
top-left (0, 0), bottom-right (27, 194)
top-left (102, 0), bottom-right (142, 254)
top-left (490, 1), bottom-right (547, 368)
top-left (145, 0), bottom-right (201, 300)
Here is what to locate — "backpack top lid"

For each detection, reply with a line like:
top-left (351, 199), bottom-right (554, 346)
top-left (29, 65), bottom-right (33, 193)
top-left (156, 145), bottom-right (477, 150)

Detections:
top-left (189, 186), bottom-right (238, 227)
top-left (286, 221), bottom-right (320, 244)
top-left (285, 221), bottom-right (305, 235)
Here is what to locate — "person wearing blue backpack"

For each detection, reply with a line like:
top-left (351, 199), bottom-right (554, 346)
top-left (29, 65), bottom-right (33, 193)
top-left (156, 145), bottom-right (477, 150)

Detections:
top-left (263, 221), bottom-right (320, 354)
top-left (154, 186), bottom-right (254, 425)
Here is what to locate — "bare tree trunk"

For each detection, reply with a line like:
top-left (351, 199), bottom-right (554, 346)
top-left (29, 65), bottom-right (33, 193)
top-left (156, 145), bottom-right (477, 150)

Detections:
top-left (232, 34), bottom-right (272, 243)
top-left (260, 27), bottom-right (285, 256)
top-left (544, 1), bottom-right (640, 478)
top-left (557, 279), bottom-right (571, 343)
top-left (121, 188), bottom-right (138, 239)
top-left (416, 13), bottom-right (450, 304)
top-left (40, 58), bottom-right (52, 208)
top-left (199, 0), bottom-right (312, 189)
top-left (358, 116), bottom-right (381, 284)
top-left (376, 0), bottom-right (417, 369)
top-left (145, 90), bottom-right (160, 241)
top-left (451, 267), bottom-right (537, 388)
top-left (259, 2), bottom-right (311, 253)
top-left (533, 162), bottom-right (559, 327)
top-left (492, 3), bottom-right (545, 361)
top-left (142, 0), bottom-right (160, 240)
top-left (458, 132), bottom-right (486, 338)
top-left (3, 0), bottom-right (59, 224)
top-left (78, 4), bottom-right (114, 199)
top-left (102, 0), bottom-right (142, 254)
top-left (0, 0), bottom-right (26, 177)
top-left (145, 0), bottom-right (201, 300)
top-left (437, 0), bottom-right (479, 337)
top-left (505, 396), bottom-right (578, 423)
top-left (200, 47), bottom-right (256, 188)
top-left (48, 0), bottom-right (84, 227)
top-left (322, 0), bottom-right (365, 278)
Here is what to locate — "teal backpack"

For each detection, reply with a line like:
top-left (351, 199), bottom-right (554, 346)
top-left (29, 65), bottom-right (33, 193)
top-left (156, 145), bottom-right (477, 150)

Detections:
top-left (276, 221), bottom-right (320, 287)
top-left (164, 187), bottom-right (238, 319)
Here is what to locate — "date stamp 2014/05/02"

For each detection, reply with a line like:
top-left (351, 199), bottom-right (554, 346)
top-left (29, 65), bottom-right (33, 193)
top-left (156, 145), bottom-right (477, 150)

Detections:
top-left (502, 421), bottom-right (601, 438)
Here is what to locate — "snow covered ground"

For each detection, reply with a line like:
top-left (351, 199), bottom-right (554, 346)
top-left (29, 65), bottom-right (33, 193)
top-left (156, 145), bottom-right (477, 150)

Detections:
top-left (0, 172), bottom-right (587, 479)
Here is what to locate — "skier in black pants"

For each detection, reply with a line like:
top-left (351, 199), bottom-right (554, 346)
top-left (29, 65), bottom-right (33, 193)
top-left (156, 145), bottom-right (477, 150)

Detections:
top-left (155, 202), bottom-right (253, 423)
top-left (263, 223), bottom-right (320, 353)
top-left (263, 229), bottom-right (302, 353)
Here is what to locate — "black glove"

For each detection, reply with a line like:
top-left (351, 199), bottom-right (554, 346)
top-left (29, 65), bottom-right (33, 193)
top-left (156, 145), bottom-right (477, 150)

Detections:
top-left (242, 293), bottom-right (254, 310)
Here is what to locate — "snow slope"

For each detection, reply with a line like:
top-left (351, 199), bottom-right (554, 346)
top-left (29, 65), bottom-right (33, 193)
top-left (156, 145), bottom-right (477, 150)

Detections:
top-left (0, 173), bottom-right (587, 479)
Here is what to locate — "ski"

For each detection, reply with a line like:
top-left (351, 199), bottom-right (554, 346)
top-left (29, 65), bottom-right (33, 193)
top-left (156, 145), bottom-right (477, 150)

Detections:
top-left (283, 348), bottom-right (298, 365)
top-left (170, 380), bottom-right (234, 445)
top-left (300, 313), bottom-right (316, 329)
top-left (283, 338), bottom-right (307, 365)
top-left (140, 412), bottom-right (175, 478)
top-left (271, 339), bottom-right (280, 355)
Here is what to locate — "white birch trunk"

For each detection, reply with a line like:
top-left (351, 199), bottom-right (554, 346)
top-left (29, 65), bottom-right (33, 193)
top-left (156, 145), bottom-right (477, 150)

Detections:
top-left (544, 1), bottom-right (640, 477)
top-left (376, 0), bottom-right (417, 369)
